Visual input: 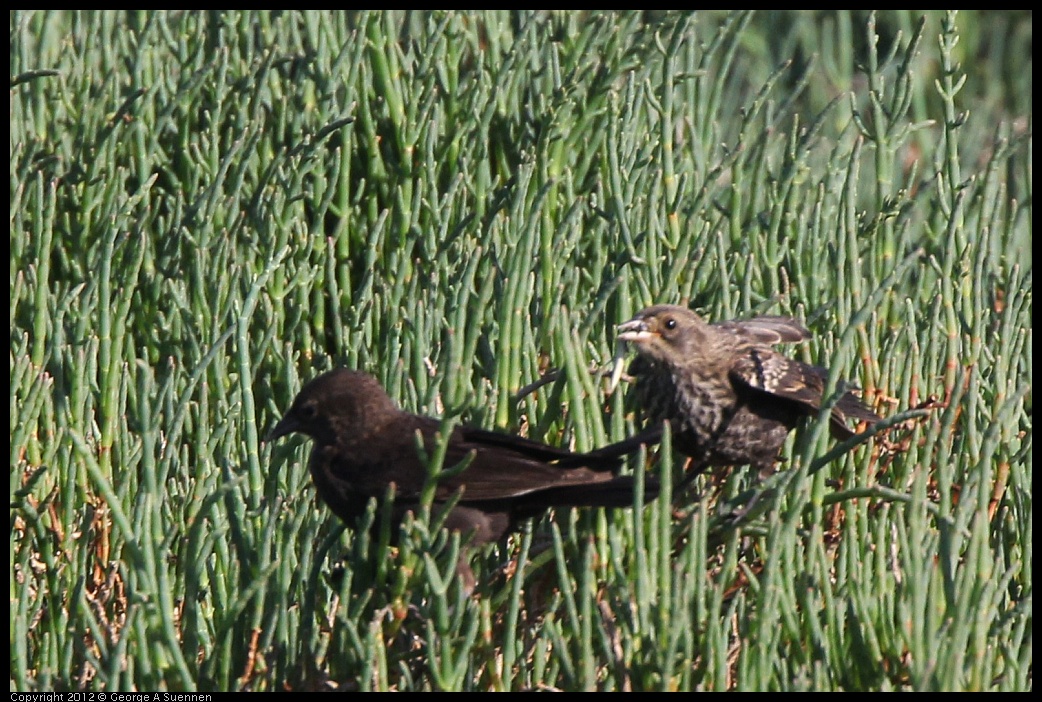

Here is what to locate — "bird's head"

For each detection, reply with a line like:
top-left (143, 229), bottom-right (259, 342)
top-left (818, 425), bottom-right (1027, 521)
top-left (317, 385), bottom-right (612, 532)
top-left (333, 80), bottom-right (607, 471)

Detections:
top-left (617, 305), bottom-right (711, 365)
top-left (267, 368), bottom-right (398, 446)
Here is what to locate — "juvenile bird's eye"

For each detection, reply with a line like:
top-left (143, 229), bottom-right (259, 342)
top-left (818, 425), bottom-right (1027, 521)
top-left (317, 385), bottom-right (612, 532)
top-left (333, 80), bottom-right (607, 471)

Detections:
top-left (664, 318), bottom-right (677, 330)
top-left (300, 403), bottom-right (318, 420)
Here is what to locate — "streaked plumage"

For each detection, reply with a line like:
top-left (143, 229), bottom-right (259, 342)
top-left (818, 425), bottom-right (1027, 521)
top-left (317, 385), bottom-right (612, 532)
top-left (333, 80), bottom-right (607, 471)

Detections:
top-left (618, 305), bottom-right (880, 477)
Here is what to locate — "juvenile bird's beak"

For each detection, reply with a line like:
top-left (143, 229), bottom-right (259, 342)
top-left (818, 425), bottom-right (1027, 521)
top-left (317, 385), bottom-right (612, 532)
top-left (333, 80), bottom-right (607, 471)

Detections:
top-left (617, 317), bottom-right (655, 342)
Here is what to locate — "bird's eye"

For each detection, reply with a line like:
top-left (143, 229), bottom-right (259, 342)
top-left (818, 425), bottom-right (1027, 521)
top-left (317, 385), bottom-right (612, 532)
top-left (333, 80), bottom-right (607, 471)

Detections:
top-left (300, 403), bottom-right (318, 420)
top-left (664, 317), bottom-right (677, 330)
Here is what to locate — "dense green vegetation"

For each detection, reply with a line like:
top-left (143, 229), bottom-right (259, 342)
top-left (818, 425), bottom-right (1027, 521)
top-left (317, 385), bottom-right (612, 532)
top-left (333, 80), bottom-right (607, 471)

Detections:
top-left (10, 10), bottom-right (1031, 691)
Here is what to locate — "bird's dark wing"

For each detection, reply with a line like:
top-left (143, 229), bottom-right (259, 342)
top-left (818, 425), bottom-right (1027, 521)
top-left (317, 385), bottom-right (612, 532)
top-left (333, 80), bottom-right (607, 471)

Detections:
top-left (459, 424), bottom-right (662, 467)
top-left (455, 426), bottom-right (621, 470)
top-left (715, 316), bottom-right (811, 345)
top-left (729, 347), bottom-right (827, 413)
top-left (508, 474), bottom-right (660, 519)
top-left (794, 364), bottom-right (882, 437)
top-left (566, 424), bottom-right (664, 463)
top-left (832, 393), bottom-right (882, 426)
top-left (730, 349), bottom-right (880, 438)
top-left (336, 416), bottom-right (625, 503)
top-left (437, 426), bottom-right (625, 502)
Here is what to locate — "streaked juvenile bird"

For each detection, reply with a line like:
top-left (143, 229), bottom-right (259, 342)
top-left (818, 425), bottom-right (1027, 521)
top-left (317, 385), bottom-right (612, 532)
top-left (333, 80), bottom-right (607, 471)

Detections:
top-left (617, 305), bottom-right (881, 480)
top-left (268, 368), bottom-right (659, 589)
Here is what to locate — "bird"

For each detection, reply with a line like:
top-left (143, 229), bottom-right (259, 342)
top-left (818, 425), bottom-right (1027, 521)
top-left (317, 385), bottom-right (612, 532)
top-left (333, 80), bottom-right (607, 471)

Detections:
top-left (267, 368), bottom-right (660, 590)
top-left (617, 305), bottom-right (881, 482)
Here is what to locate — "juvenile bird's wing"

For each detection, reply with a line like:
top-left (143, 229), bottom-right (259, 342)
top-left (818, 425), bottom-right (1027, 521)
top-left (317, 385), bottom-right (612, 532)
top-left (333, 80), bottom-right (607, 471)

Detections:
top-left (729, 347), bottom-right (828, 412)
top-left (730, 348), bottom-right (880, 438)
top-left (714, 316), bottom-right (811, 345)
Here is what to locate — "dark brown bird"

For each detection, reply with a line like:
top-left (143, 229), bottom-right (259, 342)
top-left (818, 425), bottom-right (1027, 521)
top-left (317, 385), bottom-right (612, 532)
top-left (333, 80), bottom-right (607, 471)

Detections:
top-left (268, 368), bottom-right (659, 589)
top-left (617, 305), bottom-right (881, 480)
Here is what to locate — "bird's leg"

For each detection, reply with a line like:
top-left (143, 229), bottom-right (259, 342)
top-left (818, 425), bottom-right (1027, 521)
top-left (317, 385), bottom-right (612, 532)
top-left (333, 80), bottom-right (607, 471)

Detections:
top-left (675, 457), bottom-right (707, 492)
top-left (670, 457), bottom-right (707, 520)
top-left (454, 554), bottom-right (476, 596)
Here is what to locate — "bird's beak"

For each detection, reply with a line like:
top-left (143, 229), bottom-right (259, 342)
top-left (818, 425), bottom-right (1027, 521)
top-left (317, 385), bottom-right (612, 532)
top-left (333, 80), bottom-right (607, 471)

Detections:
top-left (617, 317), bottom-right (656, 343)
top-left (265, 414), bottom-right (298, 443)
